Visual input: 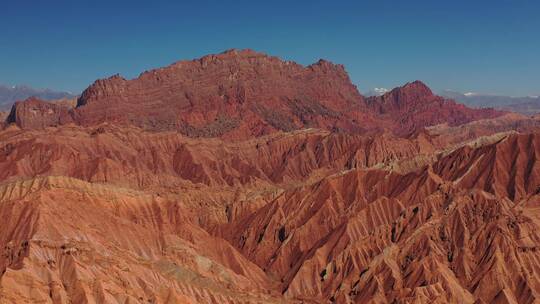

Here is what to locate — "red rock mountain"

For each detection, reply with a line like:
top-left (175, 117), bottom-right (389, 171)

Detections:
top-left (367, 81), bottom-right (503, 135)
top-left (6, 97), bottom-right (74, 129)
top-left (5, 49), bottom-right (502, 139)
top-left (1, 50), bottom-right (539, 304)
top-left (72, 50), bottom-right (372, 139)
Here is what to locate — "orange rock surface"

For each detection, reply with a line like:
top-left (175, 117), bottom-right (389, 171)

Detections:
top-left (1, 50), bottom-right (540, 303)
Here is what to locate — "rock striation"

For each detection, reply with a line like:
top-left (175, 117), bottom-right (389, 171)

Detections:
top-left (4, 50), bottom-right (504, 138)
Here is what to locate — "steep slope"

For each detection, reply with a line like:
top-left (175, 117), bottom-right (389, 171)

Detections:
top-left (0, 123), bottom-right (440, 303)
top-left (1, 127), bottom-right (540, 303)
top-left (0, 177), bottom-right (286, 303)
top-left (0, 125), bottom-right (436, 188)
top-left (0, 124), bottom-right (437, 230)
top-left (219, 133), bottom-right (540, 303)
top-left (434, 133), bottom-right (540, 201)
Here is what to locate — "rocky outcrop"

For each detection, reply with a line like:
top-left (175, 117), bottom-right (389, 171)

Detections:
top-left (5, 97), bottom-right (73, 129)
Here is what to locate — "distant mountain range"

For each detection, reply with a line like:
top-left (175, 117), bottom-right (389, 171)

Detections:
top-left (439, 90), bottom-right (540, 115)
top-left (0, 84), bottom-right (76, 111)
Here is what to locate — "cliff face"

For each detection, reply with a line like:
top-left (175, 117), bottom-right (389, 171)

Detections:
top-left (1, 50), bottom-right (539, 304)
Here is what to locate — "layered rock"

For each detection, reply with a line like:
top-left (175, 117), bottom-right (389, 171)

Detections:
top-left (4, 51), bottom-right (505, 138)
top-left (0, 125), bottom-right (437, 229)
top-left (70, 49), bottom-right (374, 140)
top-left (218, 133), bottom-right (540, 303)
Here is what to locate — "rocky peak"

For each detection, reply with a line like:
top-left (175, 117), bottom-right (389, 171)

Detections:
top-left (309, 59), bottom-right (347, 75)
top-left (77, 74), bottom-right (127, 107)
top-left (370, 80), bottom-right (435, 111)
top-left (398, 80), bottom-right (433, 96)
top-left (69, 49), bottom-right (367, 138)
top-left (366, 80), bottom-right (503, 135)
top-left (219, 48), bottom-right (263, 57)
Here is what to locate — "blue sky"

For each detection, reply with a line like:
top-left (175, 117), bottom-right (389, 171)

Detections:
top-left (1, 0), bottom-right (538, 96)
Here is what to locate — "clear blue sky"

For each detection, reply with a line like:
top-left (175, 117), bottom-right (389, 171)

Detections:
top-left (1, 0), bottom-right (538, 96)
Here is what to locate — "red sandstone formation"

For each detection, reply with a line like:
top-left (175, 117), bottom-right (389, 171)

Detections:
top-left (218, 133), bottom-right (540, 303)
top-left (1, 50), bottom-right (539, 303)
top-left (366, 81), bottom-right (504, 135)
top-left (4, 50), bottom-right (504, 138)
top-left (71, 49), bottom-right (375, 140)
top-left (5, 97), bottom-right (73, 129)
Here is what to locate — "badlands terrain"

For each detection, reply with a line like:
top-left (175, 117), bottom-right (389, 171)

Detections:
top-left (1, 49), bottom-right (540, 303)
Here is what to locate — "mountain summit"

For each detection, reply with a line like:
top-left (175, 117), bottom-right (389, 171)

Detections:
top-left (5, 50), bottom-right (502, 138)
top-left (366, 80), bottom-right (502, 134)
top-left (72, 49), bottom-right (368, 139)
